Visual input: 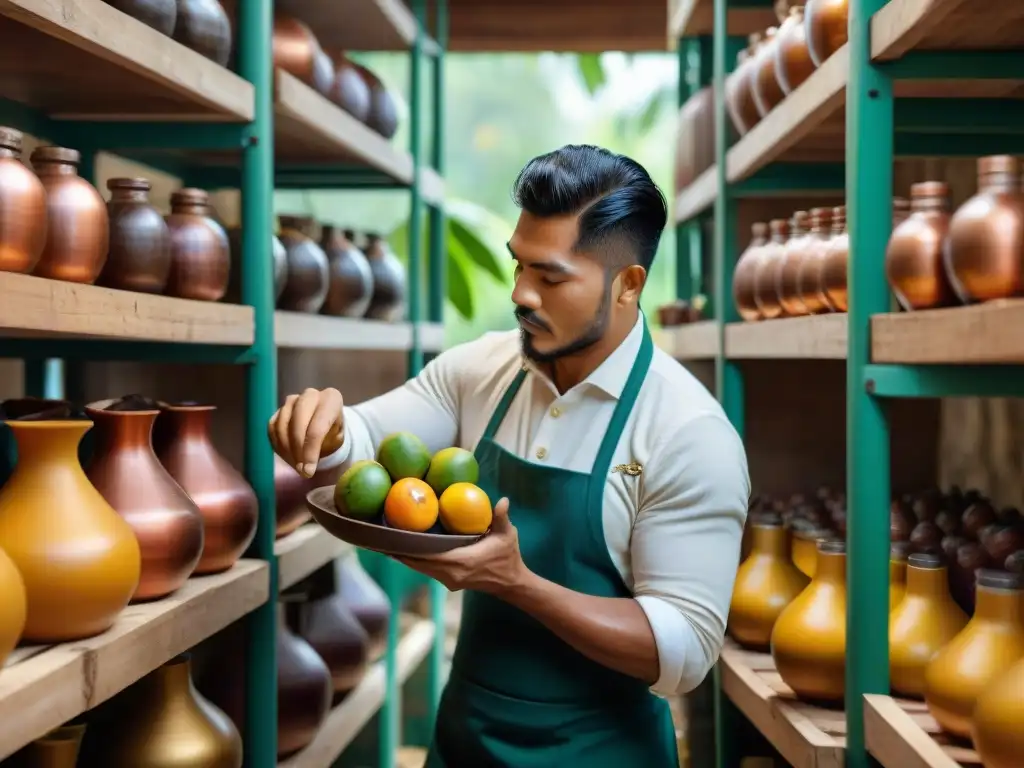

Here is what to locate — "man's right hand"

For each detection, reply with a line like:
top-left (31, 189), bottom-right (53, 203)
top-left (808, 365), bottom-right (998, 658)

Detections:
top-left (268, 387), bottom-right (345, 479)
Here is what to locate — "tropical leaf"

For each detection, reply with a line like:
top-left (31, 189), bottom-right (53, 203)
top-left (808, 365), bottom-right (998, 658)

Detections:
top-left (576, 53), bottom-right (606, 95)
top-left (449, 217), bottom-right (505, 283)
top-left (446, 237), bottom-right (475, 320)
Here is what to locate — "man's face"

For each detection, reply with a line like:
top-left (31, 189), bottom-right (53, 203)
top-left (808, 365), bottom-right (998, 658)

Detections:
top-left (507, 212), bottom-right (612, 363)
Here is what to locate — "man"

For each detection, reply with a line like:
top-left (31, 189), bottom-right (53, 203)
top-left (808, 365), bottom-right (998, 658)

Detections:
top-left (270, 144), bottom-right (749, 767)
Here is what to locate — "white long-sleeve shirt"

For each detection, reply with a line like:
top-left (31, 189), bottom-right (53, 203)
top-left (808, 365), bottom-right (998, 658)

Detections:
top-left (320, 315), bottom-right (750, 697)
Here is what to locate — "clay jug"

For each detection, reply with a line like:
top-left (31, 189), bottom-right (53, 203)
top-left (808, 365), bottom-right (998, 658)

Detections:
top-left (277, 215), bottom-right (330, 313)
top-left (273, 14), bottom-right (333, 96)
top-left (97, 655), bottom-right (242, 767)
top-left (357, 65), bottom-right (398, 138)
top-left (330, 52), bottom-right (372, 120)
top-left (364, 233), bottom-right (406, 321)
top-left (0, 418), bottom-right (140, 641)
top-left (320, 225), bottom-right (374, 317)
top-left (886, 181), bottom-right (953, 311)
top-left (751, 27), bottom-right (784, 118)
top-left (155, 403), bottom-right (258, 574)
top-left (225, 227), bottom-right (288, 304)
top-left (675, 87), bottom-right (716, 191)
top-left (278, 602), bottom-right (332, 758)
top-left (771, 539), bottom-right (847, 703)
top-left (728, 513), bottom-right (809, 650)
top-left (165, 188), bottom-right (230, 301)
top-left (752, 219), bottom-right (789, 320)
top-left (173, 0), bottom-right (232, 67)
top-left (889, 541), bottom-right (909, 610)
top-left (925, 569), bottom-right (1024, 738)
top-left (796, 207), bottom-right (833, 314)
top-left (774, 5), bottom-right (816, 94)
top-left (724, 44), bottom-right (756, 137)
top-left (790, 523), bottom-right (830, 578)
top-left (889, 553), bottom-right (969, 699)
top-left (0, 543), bottom-right (25, 668)
top-left (972, 654), bottom-right (1024, 768)
top-left (821, 205), bottom-right (849, 312)
top-left (13, 724), bottom-right (86, 767)
top-left (733, 223), bottom-right (769, 321)
top-left (30, 146), bottom-right (109, 284)
top-left (946, 155), bottom-right (1024, 303)
top-left (335, 553), bottom-right (391, 660)
top-left (804, 0), bottom-right (848, 67)
top-left (297, 591), bottom-right (371, 698)
top-left (777, 211), bottom-right (812, 317)
top-left (0, 127), bottom-right (46, 274)
top-left (85, 397), bottom-right (204, 601)
top-left (100, 178), bottom-right (172, 294)
top-left (104, 0), bottom-right (176, 35)
top-left (275, 454), bottom-right (311, 538)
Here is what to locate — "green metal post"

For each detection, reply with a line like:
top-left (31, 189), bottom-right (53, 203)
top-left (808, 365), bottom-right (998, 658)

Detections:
top-left (675, 40), bottom-right (692, 302)
top-left (846, 0), bottom-right (893, 765)
top-left (237, 0), bottom-right (279, 764)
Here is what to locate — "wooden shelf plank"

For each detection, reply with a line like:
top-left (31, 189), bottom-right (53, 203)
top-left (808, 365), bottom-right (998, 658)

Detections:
top-left (275, 524), bottom-right (352, 591)
top-left (668, 0), bottom-right (776, 39)
top-left (674, 167), bottom-right (717, 224)
top-left (872, 300), bottom-right (1024, 364)
top-left (720, 640), bottom-right (846, 768)
top-left (872, 0), bottom-right (1024, 61)
top-left (277, 0), bottom-right (417, 52)
top-left (725, 314), bottom-right (848, 359)
top-left (0, 0), bottom-right (253, 121)
top-left (655, 321), bottom-right (718, 360)
top-left (0, 273), bottom-right (254, 345)
top-left (0, 560), bottom-right (269, 760)
top-left (275, 313), bottom-right (444, 353)
top-left (864, 694), bottom-right (982, 768)
top-left (279, 615), bottom-right (436, 768)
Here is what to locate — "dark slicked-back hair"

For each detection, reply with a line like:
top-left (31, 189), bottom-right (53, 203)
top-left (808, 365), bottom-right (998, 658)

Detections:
top-left (511, 144), bottom-right (668, 271)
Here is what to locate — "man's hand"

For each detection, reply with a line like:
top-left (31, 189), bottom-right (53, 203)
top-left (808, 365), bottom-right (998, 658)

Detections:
top-left (396, 498), bottom-right (528, 596)
top-left (268, 387), bottom-right (345, 478)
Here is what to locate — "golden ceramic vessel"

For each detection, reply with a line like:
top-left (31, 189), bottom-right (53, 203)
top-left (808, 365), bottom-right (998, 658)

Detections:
top-left (972, 654), bottom-right (1024, 768)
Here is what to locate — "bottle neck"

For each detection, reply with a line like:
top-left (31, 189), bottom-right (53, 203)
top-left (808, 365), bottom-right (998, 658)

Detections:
top-left (889, 559), bottom-right (907, 586)
top-left (111, 189), bottom-right (151, 204)
top-left (7, 422), bottom-right (90, 466)
top-left (814, 551), bottom-right (846, 583)
top-left (751, 525), bottom-right (790, 558)
top-left (974, 586), bottom-right (1024, 624)
top-left (905, 566), bottom-right (950, 600)
top-left (172, 203), bottom-right (207, 216)
top-left (90, 410), bottom-right (157, 453)
top-left (35, 161), bottom-right (78, 177)
top-left (980, 172), bottom-right (1020, 192)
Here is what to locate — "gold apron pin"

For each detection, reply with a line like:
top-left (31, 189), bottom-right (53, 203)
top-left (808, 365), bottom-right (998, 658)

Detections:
top-left (613, 462), bottom-right (643, 477)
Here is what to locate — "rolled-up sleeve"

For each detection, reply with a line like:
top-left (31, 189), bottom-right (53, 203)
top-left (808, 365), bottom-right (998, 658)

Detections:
top-left (632, 413), bottom-right (749, 697)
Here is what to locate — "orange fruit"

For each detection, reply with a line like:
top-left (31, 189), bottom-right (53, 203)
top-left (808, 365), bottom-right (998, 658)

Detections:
top-left (384, 478), bottom-right (439, 532)
top-left (439, 483), bottom-right (492, 535)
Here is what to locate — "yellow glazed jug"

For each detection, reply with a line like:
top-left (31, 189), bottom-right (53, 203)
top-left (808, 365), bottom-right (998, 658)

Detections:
top-left (0, 543), bottom-right (25, 666)
top-left (972, 654), bottom-right (1024, 768)
top-left (790, 523), bottom-right (830, 578)
top-left (889, 541), bottom-right (909, 611)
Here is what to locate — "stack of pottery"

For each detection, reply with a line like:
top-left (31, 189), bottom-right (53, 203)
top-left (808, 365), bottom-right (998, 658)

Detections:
top-left (103, 0), bottom-right (232, 67)
top-left (277, 215), bottom-right (330, 314)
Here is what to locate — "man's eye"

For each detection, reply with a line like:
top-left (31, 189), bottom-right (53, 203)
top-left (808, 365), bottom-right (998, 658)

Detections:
top-left (541, 277), bottom-right (561, 287)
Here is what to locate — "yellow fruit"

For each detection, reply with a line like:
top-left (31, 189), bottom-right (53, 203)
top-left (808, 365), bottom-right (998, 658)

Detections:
top-left (439, 483), bottom-right (492, 535)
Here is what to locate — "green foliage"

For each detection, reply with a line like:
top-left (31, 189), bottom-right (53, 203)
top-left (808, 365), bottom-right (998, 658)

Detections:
top-left (575, 53), bottom-right (606, 95)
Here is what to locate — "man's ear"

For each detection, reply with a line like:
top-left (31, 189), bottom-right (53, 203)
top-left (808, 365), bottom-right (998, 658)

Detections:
top-left (615, 265), bottom-right (647, 306)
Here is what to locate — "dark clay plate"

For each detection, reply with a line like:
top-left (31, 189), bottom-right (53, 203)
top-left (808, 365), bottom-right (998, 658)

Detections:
top-left (306, 486), bottom-right (483, 557)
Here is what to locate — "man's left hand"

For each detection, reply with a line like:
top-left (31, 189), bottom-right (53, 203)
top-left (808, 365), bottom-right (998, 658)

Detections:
top-left (396, 498), bottom-right (528, 596)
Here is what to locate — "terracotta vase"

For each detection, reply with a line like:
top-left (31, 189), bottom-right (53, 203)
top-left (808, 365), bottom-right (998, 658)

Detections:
top-left (885, 181), bottom-right (953, 311)
top-left (96, 655), bottom-right (242, 767)
top-left (889, 553), bottom-right (969, 699)
top-left (751, 27), bottom-right (784, 118)
top-left (675, 88), bottom-right (716, 192)
top-left (771, 539), bottom-right (847, 703)
top-left (320, 225), bottom-right (374, 317)
top-left (733, 223), bottom-right (769, 322)
top-left (889, 541), bottom-right (909, 611)
top-left (0, 127), bottom-right (46, 274)
top-left (15, 724), bottom-right (86, 768)
top-left (0, 542), bottom-right (25, 668)
top-left (173, 0), bottom-right (232, 67)
top-left (297, 592), bottom-right (371, 698)
top-left (273, 14), bottom-right (333, 96)
top-left (972, 654), bottom-right (1024, 768)
top-left (805, 0), bottom-right (848, 67)
top-left (724, 42), bottom-right (756, 137)
top-left (0, 419), bottom-right (140, 641)
top-left (278, 603), bottom-right (332, 758)
top-left (277, 216), bottom-right (330, 313)
top-left (357, 65), bottom-right (398, 138)
top-left (946, 155), bottom-right (1024, 303)
top-left (796, 207), bottom-right (834, 314)
top-left (155, 403), bottom-right (258, 574)
top-left (821, 205), bottom-right (849, 312)
top-left (728, 513), bottom-right (810, 650)
top-left (790, 523), bottom-right (830, 578)
top-left (165, 188), bottom-right (230, 301)
top-left (225, 228), bottom-right (288, 304)
top-left (99, 178), bottom-right (172, 294)
top-left (275, 454), bottom-right (311, 538)
top-left (104, 0), bottom-right (177, 35)
top-left (777, 210), bottom-right (812, 317)
top-left (30, 146), bottom-right (109, 285)
top-left (752, 219), bottom-right (790, 320)
top-left (335, 553), bottom-right (391, 660)
top-left (774, 5), bottom-right (816, 94)
top-left (85, 398), bottom-right (204, 602)
top-left (364, 233), bottom-right (406, 321)
top-left (330, 52), bottom-right (372, 120)
top-left (925, 569), bottom-right (1024, 739)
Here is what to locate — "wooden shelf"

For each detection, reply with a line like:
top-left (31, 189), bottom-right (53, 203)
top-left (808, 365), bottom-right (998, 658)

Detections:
top-left (275, 524), bottom-right (352, 591)
top-left (719, 640), bottom-right (845, 768)
top-left (277, 0), bottom-right (417, 51)
top-left (0, 273), bottom-right (255, 345)
top-left (0, 0), bottom-right (253, 121)
top-left (668, 0), bottom-right (776, 39)
top-left (655, 321), bottom-right (718, 360)
top-left (872, 0), bottom-right (1024, 61)
top-left (674, 167), bottom-right (717, 224)
top-left (864, 694), bottom-right (982, 768)
top-left (275, 312), bottom-right (443, 353)
top-left (725, 314), bottom-right (848, 359)
top-left (279, 615), bottom-right (436, 768)
top-left (0, 559), bottom-right (268, 760)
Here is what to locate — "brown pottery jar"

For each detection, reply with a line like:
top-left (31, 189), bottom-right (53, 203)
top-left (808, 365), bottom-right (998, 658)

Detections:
top-left (173, 0), bottom-right (232, 67)
top-left (795, 207), bottom-right (833, 313)
top-left (357, 64), bottom-right (398, 139)
top-left (16, 724), bottom-right (86, 767)
top-left (31, 146), bottom-right (109, 284)
top-left (297, 591), bottom-right (371, 699)
top-left (100, 178), bottom-right (172, 294)
top-left (777, 210), bottom-right (812, 317)
top-left (320, 225), bottom-right (374, 317)
top-left (675, 88), bottom-right (716, 192)
top-left (972, 654), bottom-right (1024, 768)
top-left (752, 27), bottom-right (785, 118)
top-left (727, 34), bottom-right (763, 135)
top-left (275, 454), bottom-right (311, 538)
top-left (277, 215), bottom-right (330, 313)
top-left (733, 223), bottom-right (769, 321)
top-left (225, 228), bottom-right (288, 304)
top-left (104, 0), bottom-right (177, 35)
top-left (724, 49), bottom-right (753, 137)
top-left (774, 5), bottom-right (817, 95)
top-left (886, 181), bottom-right (954, 311)
top-left (335, 554), bottom-right (391, 660)
top-left (820, 205), bottom-right (849, 312)
top-left (277, 603), bottom-right (332, 758)
top-left (752, 219), bottom-right (789, 320)
top-left (0, 127), bottom-right (46, 274)
top-left (165, 188), bottom-right (229, 301)
top-left (364, 233), bottom-right (406, 321)
top-left (155, 403), bottom-right (258, 574)
top-left (946, 155), bottom-right (1024, 303)
top-left (804, 0), bottom-right (849, 68)
top-left (272, 14), bottom-right (333, 96)
top-left (330, 52), bottom-right (372, 121)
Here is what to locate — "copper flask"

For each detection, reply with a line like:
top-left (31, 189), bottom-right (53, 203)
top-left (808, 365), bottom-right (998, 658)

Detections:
top-left (886, 181), bottom-right (954, 311)
top-left (165, 188), bottom-right (230, 301)
top-left (0, 126), bottom-right (46, 274)
top-left (100, 177), bottom-right (172, 294)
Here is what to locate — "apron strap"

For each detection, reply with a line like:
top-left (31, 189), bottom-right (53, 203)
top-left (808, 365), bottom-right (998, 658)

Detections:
top-left (482, 368), bottom-right (528, 441)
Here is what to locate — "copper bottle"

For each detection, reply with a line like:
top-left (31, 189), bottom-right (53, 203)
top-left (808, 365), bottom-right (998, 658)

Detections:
top-left (925, 569), bottom-right (1024, 739)
top-left (320, 225), bottom-right (374, 317)
top-left (275, 454), bottom-right (311, 538)
top-left (335, 553), bottom-right (391, 660)
top-left (13, 724), bottom-right (86, 767)
top-left (0, 127), bottom-right (46, 274)
top-left (357, 64), bottom-right (399, 139)
top-left (173, 0), bottom-right (232, 67)
top-left (364, 233), bottom-right (406, 321)
top-left (330, 52), bottom-right (372, 121)
top-left (946, 155), bottom-right (1024, 303)
top-left (972, 654), bottom-right (1024, 768)
top-left (277, 215), bottom-right (330, 313)
top-left (795, 207), bottom-right (833, 313)
top-left (272, 14), bottom-right (333, 96)
top-left (155, 403), bottom-right (258, 574)
top-left (889, 553), bottom-right (969, 699)
top-left (104, 0), bottom-right (177, 35)
top-left (733, 223), bottom-right (769, 321)
top-left (297, 591), bottom-right (371, 698)
top-left (885, 181), bottom-right (954, 311)
top-left (751, 27), bottom-right (784, 118)
top-left (889, 541), bottom-right (909, 611)
top-left (85, 398), bottom-right (204, 602)
top-left (752, 219), bottom-right (789, 320)
top-left (724, 49), bottom-right (753, 137)
top-left (774, 5), bottom-right (817, 95)
top-left (100, 178), bottom-right (172, 294)
top-left (777, 210), bottom-right (812, 317)
top-left (164, 188), bottom-right (229, 301)
top-left (675, 87), bottom-right (716, 192)
top-left (30, 146), bottom-right (109, 285)
top-left (277, 603), bottom-right (332, 758)
top-left (225, 228), bottom-right (287, 304)
top-left (804, 0), bottom-right (849, 68)
top-left (728, 34), bottom-right (764, 136)
top-left (821, 205), bottom-right (849, 312)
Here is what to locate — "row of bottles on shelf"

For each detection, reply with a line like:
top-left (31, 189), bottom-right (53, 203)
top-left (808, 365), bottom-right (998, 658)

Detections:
top-left (729, 486), bottom-right (1023, 768)
top-left (733, 155), bottom-right (1024, 321)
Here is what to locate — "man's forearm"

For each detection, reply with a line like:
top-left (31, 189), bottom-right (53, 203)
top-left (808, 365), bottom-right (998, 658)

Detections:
top-left (500, 569), bottom-right (660, 684)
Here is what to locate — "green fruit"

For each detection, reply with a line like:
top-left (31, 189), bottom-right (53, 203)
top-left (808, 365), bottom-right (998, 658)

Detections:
top-left (425, 447), bottom-right (479, 495)
top-left (334, 460), bottom-right (392, 519)
top-left (376, 432), bottom-right (432, 481)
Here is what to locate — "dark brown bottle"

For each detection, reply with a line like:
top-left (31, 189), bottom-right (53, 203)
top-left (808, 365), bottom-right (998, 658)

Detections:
top-left (225, 227), bottom-right (287, 304)
top-left (330, 52), bottom-right (371, 121)
top-left (277, 215), bottom-right (329, 313)
top-left (165, 188), bottom-right (230, 301)
top-left (104, 0), bottom-right (177, 35)
top-left (173, 0), bottom-right (231, 67)
top-left (297, 592), bottom-right (371, 699)
top-left (356, 64), bottom-right (398, 139)
top-left (320, 225), bottom-right (374, 317)
top-left (275, 454), bottom-right (311, 538)
top-left (100, 178), bottom-right (172, 294)
top-left (0, 127), bottom-right (46, 275)
top-left (364, 233), bottom-right (406, 321)
top-left (277, 604), bottom-right (332, 758)
top-left (334, 555), bottom-right (391, 660)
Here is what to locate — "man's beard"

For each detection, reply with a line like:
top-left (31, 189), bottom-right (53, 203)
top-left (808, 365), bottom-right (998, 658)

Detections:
top-left (517, 280), bottom-right (612, 364)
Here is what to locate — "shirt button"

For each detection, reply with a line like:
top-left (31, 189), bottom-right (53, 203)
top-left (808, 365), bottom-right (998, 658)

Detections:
top-left (535, 447), bottom-right (548, 460)
top-left (550, 406), bottom-right (562, 418)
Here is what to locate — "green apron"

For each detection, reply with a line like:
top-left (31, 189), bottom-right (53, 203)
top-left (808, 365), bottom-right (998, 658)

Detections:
top-left (426, 320), bottom-right (678, 767)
